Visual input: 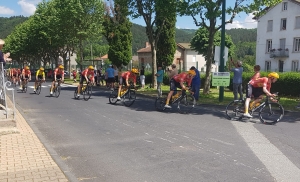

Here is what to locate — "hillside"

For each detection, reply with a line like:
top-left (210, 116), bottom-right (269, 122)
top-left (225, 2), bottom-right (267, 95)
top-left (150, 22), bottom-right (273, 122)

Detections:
top-left (0, 16), bottom-right (28, 38)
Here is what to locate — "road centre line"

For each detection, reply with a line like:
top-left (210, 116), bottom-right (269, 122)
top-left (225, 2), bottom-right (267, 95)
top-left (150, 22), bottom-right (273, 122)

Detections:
top-left (232, 122), bottom-right (300, 181)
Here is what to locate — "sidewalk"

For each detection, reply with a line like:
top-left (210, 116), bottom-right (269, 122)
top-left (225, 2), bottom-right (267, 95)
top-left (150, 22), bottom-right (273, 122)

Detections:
top-left (0, 97), bottom-right (69, 182)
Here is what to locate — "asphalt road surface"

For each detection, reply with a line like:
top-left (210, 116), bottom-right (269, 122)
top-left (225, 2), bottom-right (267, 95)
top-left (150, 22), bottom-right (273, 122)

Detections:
top-left (7, 81), bottom-right (300, 182)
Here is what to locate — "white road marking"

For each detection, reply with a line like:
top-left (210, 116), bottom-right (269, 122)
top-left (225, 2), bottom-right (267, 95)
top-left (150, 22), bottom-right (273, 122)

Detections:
top-left (232, 122), bottom-right (300, 181)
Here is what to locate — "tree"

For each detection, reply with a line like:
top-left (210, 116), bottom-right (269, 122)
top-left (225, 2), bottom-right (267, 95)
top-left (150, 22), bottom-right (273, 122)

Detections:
top-left (178, 0), bottom-right (281, 94)
top-left (102, 0), bottom-right (132, 69)
top-left (119, 0), bottom-right (177, 88)
top-left (156, 0), bottom-right (177, 68)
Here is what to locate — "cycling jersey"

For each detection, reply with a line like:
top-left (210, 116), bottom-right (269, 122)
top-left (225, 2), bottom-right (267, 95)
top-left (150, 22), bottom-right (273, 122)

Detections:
top-left (36, 70), bottom-right (45, 77)
top-left (121, 71), bottom-right (136, 83)
top-left (22, 69), bottom-right (31, 76)
top-left (81, 69), bottom-right (95, 79)
top-left (249, 77), bottom-right (271, 92)
top-left (54, 68), bottom-right (64, 76)
top-left (172, 72), bottom-right (192, 87)
top-left (11, 69), bottom-right (18, 76)
top-left (17, 69), bottom-right (21, 75)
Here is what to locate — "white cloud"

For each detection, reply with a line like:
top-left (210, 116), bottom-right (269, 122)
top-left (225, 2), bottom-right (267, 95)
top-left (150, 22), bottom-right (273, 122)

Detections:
top-left (17, 0), bottom-right (40, 16)
top-left (225, 13), bottom-right (257, 29)
top-left (0, 6), bottom-right (14, 15)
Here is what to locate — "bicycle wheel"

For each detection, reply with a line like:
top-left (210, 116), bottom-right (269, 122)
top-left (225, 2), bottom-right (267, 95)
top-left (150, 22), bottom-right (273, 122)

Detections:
top-left (155, 97), bottom-right (166, 111)
top-left (55, 85), bottom-right (61, 98)
top-left (123, 90), bottom-right (136, 107)
top-left (109, 89), bottom-right (118, 104)
top-left (225, 100), bottom-right (245, 120)
top-left (83, 86), bottom-right (92, 101)
top-left (36, 84), bottom-right (41, 95)
top-left (259, 103), bottom-right (284, 125)
top-left (74, 88), bottom-right (79, 99)
top-left (177, 94), bottom-right (196, 114)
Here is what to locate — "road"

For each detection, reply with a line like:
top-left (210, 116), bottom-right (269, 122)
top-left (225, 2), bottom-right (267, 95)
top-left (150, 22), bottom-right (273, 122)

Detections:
top-left (7, 81), bottom-right (300, 182)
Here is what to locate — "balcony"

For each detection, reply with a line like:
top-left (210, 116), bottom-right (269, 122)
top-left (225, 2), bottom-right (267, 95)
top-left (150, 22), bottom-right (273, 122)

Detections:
top-left (270, 48), bottom-right (289, 58)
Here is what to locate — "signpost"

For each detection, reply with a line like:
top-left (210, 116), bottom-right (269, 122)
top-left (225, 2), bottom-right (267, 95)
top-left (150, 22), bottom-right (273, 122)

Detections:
top-left (212, 72), bottom-right (230, 87)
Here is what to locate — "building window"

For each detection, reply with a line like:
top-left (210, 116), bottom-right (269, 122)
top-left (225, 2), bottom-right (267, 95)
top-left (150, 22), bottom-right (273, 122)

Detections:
top-left (141, 58), bottom-right (145, 66)
top-left (281, 18), bottom-right (287, 30)
top-left (279, 60), bottom-right (284, 72)
top-left (267, 20), bottom-right (273, 32)
top-left (294, 38), bottom-right (300, 52)
top-left (265, 61), bottom-right (271, 71)
top-left (292, 60), bottom-right (299, 72)
top-left (266, 39), bottom-right (272, 53)
top-left (295, 16), bottom-right (300, 29)
top-left (282, 2), bottom-right (288, 11)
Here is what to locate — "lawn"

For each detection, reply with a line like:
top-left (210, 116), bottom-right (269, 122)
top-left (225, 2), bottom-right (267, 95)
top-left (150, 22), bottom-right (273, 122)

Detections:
top-left (138, 84), bottom-right (300, 112)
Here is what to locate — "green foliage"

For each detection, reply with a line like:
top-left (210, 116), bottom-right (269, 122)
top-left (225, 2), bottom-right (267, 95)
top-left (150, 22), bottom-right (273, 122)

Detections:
top-left (156, 0), bottom-right (177, 67)
top-left (190, 28), bottom-right (235, 62)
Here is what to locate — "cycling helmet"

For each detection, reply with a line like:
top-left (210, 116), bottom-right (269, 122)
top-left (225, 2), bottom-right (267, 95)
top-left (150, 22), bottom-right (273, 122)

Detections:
top-left (40, 67), bottom-right (44, 71)
top-left (188, 70), bottom-right (196, 76)
top-left (59, 65), bottom-right (64, 69)
top-left (25, 66), bottom-right (29, 70)
top-left (268, 72), bottom-right (279, 79)
top-left (131, 68), bottom-right (139, 74)
top-left (88, 66), bottom-right (94, 70)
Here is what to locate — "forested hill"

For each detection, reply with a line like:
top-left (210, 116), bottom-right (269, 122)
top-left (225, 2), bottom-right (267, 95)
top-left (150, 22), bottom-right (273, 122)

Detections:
top-left (0, 16), bottom-right (256, 53)
top-left (0, 16), bottom-right (28, 38)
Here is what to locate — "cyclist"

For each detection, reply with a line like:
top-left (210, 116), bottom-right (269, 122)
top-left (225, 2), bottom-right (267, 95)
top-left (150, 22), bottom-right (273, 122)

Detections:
top-left (76, 66), bottom-right (95, 98)
top-left (17, 68), bottom-right (22, 85)
top-left (20, 66), bottom-right (31, 89)
top-left (164, 70), bottom-right (196, 108)
top-left (34, 67), bottom-right (45, 93)
top-left (243, 72), bottom-right (279, 118)
top-left (50, 65), bottom-right (64, 95)
top-left (10, 68), bottom-right (18, 84)
top-left (117, 68), bottom-right (139, 101)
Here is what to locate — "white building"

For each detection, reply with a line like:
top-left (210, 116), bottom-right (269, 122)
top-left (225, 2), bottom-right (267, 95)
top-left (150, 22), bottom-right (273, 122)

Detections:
top-left (255, 0), bottom-right (300, 72)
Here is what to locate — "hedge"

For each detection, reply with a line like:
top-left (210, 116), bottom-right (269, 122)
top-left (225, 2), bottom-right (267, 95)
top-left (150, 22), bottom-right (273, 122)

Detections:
top-left (144, 71), bottom-right (300, 96)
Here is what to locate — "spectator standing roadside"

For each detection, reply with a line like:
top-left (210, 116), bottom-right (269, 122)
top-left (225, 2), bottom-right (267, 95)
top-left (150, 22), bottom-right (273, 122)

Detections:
top-left (0, 39), bottom-right (6, 67)
top-left (72, 69), bottom-right (77, 83)
top-left (229, 59), bottom-right (243, 101)
top-left (140, 66), bottom-right (145, 89)
top-left (155, 65), bottom-right (164, 97)
top-left (190, 66), bottom-right (201, 102)
top-left (106, 65), bottom-right (115, 90)
top-left (166, 64), bottom-right (178, 81)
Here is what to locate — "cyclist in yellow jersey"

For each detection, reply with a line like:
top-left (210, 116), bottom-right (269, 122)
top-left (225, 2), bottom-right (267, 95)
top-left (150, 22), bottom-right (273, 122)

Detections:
top-left (34, 67), bottom-right (45, 93)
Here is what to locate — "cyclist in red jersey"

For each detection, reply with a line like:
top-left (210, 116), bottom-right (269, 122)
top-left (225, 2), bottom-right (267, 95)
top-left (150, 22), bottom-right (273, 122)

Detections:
top-left (117, 68), bottom-right (139, 100)
top-left (76, 66), bottom-right (95, 97)
top-left (50, 65), bottom-right (64, 95)
top-left (20, 66), bottom-right (31, 89)
top-left (10, 68), bottom-right (18, 84)
top-left (243, 72), bottom-right (279, 118)
top-left (164, 70), bottom-right (196, 108)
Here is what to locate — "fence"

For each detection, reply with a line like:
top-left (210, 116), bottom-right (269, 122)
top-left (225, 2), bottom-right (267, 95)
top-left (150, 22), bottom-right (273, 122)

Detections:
top-left (0, 62), bottom-right (15, 120)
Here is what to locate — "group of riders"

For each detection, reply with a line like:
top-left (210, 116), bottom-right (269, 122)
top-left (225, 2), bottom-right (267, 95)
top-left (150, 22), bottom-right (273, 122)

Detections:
top-left (7, 63), bottom-right (281, 115)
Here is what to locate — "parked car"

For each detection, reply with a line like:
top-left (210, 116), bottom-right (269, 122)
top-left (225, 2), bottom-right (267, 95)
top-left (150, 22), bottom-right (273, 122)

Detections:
top-left (45, 69), bottom-right (53, 79)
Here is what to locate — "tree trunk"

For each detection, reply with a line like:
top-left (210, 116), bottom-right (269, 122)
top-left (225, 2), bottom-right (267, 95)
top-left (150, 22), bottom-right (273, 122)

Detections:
top-left (151, 45), bottom-right (157, 89)
top-left (203, 30), bottom-right (215, 94)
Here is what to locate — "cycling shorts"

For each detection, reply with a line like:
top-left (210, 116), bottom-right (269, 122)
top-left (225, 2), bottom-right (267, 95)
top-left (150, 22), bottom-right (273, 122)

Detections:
top-left (52, 75), bottom-right (62, 81)
top-left (170, 78), bottom-right (182, 91)
top-left (246, 84), bottom-right (264, 99)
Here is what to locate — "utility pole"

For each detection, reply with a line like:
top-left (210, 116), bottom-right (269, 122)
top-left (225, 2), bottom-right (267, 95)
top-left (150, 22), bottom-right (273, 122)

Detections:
top-left (219, 0), bottom-right (226, 102)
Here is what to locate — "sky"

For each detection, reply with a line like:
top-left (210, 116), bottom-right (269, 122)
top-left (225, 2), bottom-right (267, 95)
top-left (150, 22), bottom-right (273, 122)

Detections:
top-left (0, 0), bottom-right (258, 30)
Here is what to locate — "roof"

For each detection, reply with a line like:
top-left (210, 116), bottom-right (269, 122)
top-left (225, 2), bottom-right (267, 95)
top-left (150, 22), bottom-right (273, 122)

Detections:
top-left (137, 42), bottom-right (191, 53)
top-left (253, 0), bottom-right (300, 20)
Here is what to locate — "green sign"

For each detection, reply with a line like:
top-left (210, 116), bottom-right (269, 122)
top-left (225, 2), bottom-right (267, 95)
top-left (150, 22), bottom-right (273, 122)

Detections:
top-left (212, 72), bottom-right (230, 86)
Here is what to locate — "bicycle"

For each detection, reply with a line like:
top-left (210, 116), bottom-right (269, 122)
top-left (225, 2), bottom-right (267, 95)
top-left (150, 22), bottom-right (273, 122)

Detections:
top-left (51, 79), bottom-right (62, 98)
top-left (109, 84), bottom-right (136, 107)
top-left (225, 93), bottom-right (284, 125)
top-left (155, 89), bottom-right (196, 114)
top-left (21, 78), bottom-right (28, 93)
top-left (35, 78), bottom-right (44, 95)
top-left (74, 81), bottom-right (92, 101)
